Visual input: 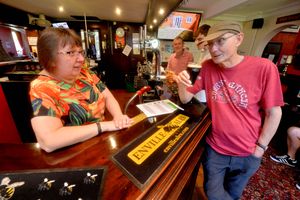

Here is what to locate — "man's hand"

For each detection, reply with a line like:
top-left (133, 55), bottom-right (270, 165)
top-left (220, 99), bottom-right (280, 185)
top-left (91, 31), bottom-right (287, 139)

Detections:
top-left (252, 145), bottom-right (265, 158)
top-left (177, 70), bottom-right (193, 87)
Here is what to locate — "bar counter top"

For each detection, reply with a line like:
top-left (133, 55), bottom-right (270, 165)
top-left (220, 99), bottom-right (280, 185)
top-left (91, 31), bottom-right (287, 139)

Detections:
top-left (0, 90), bottom-right (211, 199)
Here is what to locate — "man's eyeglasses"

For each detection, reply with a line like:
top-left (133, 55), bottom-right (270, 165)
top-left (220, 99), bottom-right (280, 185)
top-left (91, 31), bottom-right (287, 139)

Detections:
top-left (57, 50), bottom-right (85, 57)
top-left (207, 34), bottom-right (237, 48)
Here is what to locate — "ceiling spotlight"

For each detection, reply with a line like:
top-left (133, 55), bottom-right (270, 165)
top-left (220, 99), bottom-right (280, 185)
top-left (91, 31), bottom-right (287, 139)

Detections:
top-left (149, 25), bottom-right (153, 29)
top-left (116, 7), bottom-right (121, 15)
top-left (153, 19), bottom-right (157, 24)
top-left (159, 8), bottom-right (164, 15)
top-left (58, 6), bottom-right (64, 12)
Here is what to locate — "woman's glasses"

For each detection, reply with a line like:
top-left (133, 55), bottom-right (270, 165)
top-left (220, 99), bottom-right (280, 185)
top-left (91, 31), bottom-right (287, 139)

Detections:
top-left (57, 50), bottom-right (86, 57)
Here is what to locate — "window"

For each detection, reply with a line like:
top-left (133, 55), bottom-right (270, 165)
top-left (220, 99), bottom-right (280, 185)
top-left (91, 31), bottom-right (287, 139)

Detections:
top-left (11, 31), bottom-right (23, 57)
top-left (0, 25), bottom-right (30, 61)
top-left (80, 29), bottom-right (101, 60)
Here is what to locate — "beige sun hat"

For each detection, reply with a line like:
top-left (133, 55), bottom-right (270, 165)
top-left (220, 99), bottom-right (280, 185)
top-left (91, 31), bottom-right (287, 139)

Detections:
top-left (202, 21), bottom-right (242, 42)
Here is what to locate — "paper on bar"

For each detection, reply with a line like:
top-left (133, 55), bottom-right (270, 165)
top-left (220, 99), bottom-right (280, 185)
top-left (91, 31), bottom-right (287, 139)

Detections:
top-left (136, 99), bottom-right (183, 118)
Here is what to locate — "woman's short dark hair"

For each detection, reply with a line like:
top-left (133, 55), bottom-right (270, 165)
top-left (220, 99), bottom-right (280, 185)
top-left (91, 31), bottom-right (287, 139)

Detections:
top-left (37, 28), bottom-right (82, 71)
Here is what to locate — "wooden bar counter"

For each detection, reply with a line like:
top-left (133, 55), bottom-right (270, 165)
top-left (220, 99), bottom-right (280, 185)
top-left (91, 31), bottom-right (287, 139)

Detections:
top-left (0, 90), bottom-right (211, 200)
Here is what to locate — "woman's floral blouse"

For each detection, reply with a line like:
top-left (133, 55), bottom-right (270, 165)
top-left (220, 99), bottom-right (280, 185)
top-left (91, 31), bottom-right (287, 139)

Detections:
top-left (30, 68), bottom-right (106, 126)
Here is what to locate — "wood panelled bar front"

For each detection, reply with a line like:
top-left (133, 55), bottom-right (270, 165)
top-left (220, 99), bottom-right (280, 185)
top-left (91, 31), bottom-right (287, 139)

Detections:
top-left (0, 91), bottom-right (211, 200)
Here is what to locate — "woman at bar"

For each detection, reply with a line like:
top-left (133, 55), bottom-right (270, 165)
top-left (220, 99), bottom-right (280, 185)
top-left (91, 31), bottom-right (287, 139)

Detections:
top-left (30, 28), bottom-right (133, 152)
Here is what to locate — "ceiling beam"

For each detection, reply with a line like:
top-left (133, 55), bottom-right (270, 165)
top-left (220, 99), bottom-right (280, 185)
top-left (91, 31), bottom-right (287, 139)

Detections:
top-left (145, 0), bottom-right (183, 32)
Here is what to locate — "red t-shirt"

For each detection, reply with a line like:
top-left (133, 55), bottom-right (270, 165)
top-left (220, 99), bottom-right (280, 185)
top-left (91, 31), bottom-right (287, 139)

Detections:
top-left (167, 50), bottom-right (194, 74)
top-left (187, 56), bottom-right (284, 156)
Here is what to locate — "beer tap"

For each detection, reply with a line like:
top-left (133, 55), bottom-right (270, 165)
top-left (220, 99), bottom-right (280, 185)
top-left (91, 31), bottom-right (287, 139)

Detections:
top-left (124, 86), bottom-right (151, 114)
top-left (153, 49), bottom-right (161, 79)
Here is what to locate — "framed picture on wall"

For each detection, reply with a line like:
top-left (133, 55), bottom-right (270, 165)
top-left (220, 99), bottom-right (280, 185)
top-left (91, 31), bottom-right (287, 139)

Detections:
top-left (262, 42), bottom-right (282, 64)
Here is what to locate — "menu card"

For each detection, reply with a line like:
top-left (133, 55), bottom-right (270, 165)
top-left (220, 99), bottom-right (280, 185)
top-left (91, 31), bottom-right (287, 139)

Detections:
top-left (136, 99), bottom-right (183, 117)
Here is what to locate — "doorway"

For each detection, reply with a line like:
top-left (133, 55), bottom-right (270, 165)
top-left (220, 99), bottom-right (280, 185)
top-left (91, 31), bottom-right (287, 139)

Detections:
top-left (80, 29), bottom-right (101, 60)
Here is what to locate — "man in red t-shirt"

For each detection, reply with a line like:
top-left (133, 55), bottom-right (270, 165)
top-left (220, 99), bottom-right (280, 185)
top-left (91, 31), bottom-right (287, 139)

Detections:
top-left (177, 21), bottom-right (284, 199)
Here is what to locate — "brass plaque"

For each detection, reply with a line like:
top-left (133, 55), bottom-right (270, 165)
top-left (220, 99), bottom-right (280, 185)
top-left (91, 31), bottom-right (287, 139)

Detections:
top-left (112, 108), bottom-right (205, 189)
top-left (128, 114), bottom-right (189, 165)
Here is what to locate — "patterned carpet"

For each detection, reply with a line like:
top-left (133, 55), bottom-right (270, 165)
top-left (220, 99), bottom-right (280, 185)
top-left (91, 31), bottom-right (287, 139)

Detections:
top-left (241, 147), bottom-right (300, 200)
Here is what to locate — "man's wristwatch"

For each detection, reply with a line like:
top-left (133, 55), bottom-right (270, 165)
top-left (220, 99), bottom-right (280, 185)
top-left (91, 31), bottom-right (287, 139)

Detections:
top-left (256, 142), bottom-right (268, 151)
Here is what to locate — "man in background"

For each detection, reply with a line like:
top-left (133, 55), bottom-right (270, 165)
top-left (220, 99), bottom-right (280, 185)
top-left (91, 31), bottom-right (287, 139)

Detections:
top-left (166, 36), bottom-right (194, 83)
top-left (270, 123), bottom-right (300, 190)
top-left (194, 24), bottom-right (211, 64)
top-left (164, 36), bottom-right (193, 98)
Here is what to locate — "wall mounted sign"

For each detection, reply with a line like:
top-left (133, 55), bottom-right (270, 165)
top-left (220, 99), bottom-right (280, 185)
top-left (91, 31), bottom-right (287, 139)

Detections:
top-left (27, 37), bottom-right (38, 46)
top-left (115, 35), bottom-right (125, 48)
top-left (122, 44), bottom-right (132, 56)
top-left (276, 13), bottom-right (300, 24)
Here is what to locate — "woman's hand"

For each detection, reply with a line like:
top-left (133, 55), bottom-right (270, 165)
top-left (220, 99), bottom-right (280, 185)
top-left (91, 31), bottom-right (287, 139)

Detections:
top-left (177, 70), bottom-right (192, 87)
top-left (113, 114), bottom-right (133, 129)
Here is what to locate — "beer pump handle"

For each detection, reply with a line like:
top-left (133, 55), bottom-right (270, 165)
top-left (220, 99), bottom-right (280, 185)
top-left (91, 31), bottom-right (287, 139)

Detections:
top-left (124, 86), bottom-right (151, 114)
top-left (136, 86), bottom-right (151, 96)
